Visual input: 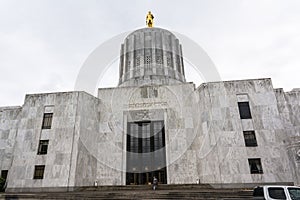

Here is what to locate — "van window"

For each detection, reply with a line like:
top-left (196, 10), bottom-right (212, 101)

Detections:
top-left (268, 187), bottom-right (287, 199)
top-left (288, 188), bottom-right (300, 200)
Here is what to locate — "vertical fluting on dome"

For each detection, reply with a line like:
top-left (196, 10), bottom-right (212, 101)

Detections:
top-left (118, 28), bottom-right (186, 87)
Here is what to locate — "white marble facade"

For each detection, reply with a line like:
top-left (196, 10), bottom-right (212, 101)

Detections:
top-left (1, 27), bottom-right (300, 192)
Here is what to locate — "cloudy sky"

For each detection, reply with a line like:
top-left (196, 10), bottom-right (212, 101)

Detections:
top-left (0, 0), bottom-right (299, 106)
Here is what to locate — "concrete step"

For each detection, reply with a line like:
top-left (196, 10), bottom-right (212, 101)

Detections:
top-left (77, 184), bottom-right (213, 191)
top-left (0, 184), bottom-right (253, 200)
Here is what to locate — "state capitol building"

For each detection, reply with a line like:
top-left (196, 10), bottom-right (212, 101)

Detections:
top-left (0, 15), bottom-right (299, 192)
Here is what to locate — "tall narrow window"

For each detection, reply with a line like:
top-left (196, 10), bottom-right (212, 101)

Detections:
top-left (145, 56), bottom-right (151, 65)
top-left (42, 113), bottom-right (53, 129)
top-left (126, 121), bottom-right (167, 185)
top-left (141, 87), bottom-right (148, 98)
top-left (155, 49), bottom-right (163, 65)
top-left (156, 55), bottom-right (162, 64)
top-left (167, 57), bottom-right (171, 67)
top-left (33, 165), bottom-right (45, 179)
top-left (1, 170), bottom-right (8, 179)
top-left (148, 87), bottom-right (158, 98)
top-left (37, 140), bottom-right (49, 155)
top-left (125, 53), bottom-right (130, 72)
top-left (238, 102), bottom-right (252, 119)
top-left (243, 131), bottom-right (258, 147)
top-left (127, 121), bottom-right (165, 153)
top-left (176, 55), bottom-right (181, 72)
top-left (136, 57), bottom-right (141, 66)
top-left (248, 158), bottom-right (263, 174)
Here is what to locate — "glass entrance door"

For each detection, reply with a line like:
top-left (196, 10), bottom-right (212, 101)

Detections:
top-left (126, 121), bottom-right (167, 185)
top-left (126, 168), bottom-right (167, 185)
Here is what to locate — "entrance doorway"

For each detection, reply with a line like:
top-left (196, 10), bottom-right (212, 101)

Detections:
top-left (126, 168), bottom-right (167, 185)
top-left (126, 121), bottom-right (167, 185)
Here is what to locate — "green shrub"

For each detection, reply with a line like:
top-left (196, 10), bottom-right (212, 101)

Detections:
top-left (0, 177), bottom-right (5, 192)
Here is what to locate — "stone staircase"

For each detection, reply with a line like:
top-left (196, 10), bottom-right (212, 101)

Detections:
top-left (0, 184), bottom-right (253, 199)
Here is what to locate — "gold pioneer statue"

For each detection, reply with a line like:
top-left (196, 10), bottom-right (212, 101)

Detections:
top-left (146, 11), bottom-right (154, 27)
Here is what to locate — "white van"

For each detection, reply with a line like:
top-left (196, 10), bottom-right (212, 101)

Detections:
top-left (253, 185), bottom-right (300, 200)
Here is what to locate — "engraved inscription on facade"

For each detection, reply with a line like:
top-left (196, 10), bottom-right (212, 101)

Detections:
top-left (128, 102), bottom-right (168, 108)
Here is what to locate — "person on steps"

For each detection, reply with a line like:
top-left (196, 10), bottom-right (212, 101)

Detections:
top-left (152, 176), bottom-right (158, 190)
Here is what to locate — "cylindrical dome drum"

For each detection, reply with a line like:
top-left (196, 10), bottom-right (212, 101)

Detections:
top-left (118, 28), bottom-right (186, 87)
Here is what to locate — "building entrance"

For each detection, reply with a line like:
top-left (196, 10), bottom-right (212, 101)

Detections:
top-left (126, 121), bottom-right (167, 185)
top-left (126, 168), bottom-right (167, 185)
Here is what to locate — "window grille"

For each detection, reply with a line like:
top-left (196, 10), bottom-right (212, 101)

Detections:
top-left (42, 113), bottom-right (53, 129)
top-left (243, 131), bottom-right (257, 147)
top-left (156, 56), bottom-right (162, 64)
top-left (167, 57), bottom-right (171, 67)
top-left (136, 57), bottom-right (140, 66)
top-left (33, 165), bottom-right (45, 179)
top-left (140, 87), bottom-right (158, 98)
top-left (146, 56), bottom-right (151, 65)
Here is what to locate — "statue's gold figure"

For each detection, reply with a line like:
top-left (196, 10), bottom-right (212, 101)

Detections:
top-left (146, 11), bottom-right (154, 27)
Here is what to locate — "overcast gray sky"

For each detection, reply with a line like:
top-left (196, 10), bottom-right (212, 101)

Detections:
top-left (0, 0), bottom-right (300, 106)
